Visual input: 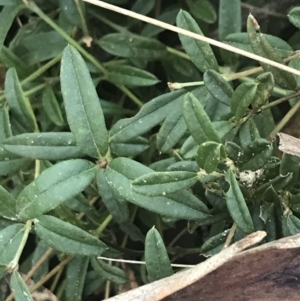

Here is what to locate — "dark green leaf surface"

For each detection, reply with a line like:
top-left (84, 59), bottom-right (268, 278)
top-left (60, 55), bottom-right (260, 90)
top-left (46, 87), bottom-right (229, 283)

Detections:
top-left (247, 15), bottom-right (297, 90)
top-left (196, 142), bottom-right (225, 173)
top-left (107, 65), bottom-right (159, 86)
top-left (60, 45), bottom-right (108, 158)
top-left (10, 271), bottom-right (33, 301)
top-left (225, 169), bottom-right (254, 234)
top-left (252, 72), bottom-right (274, 110)
top-left (110, 89), bottom-right (186, 143)
top-left (0, 185), bottom-right (17, 220)
top-left (156, 103), bottom-right (187, 153)
top-left (183, 93), bottom-right (221, 145)
top-left (42, 86), bottom-right (65, 126)
top-left (91, 257), bottom-right (127, 284)
top-left (98, 33), bottom-right (167, 60)
top-left (34, 215), bottom-right (107, 256)
top-left (106, 158), bottom-right (210, 220)
top-left (204, 70), bottom-right (233, 105)
top-left (219, 0), bottom-right (241, 41)
top-left (176, 10), bottom-right (218, 72)
top-left (96, 169), bottom-right (129, 223)
top-left (0, 5), bottom-right (24, 52)
top-left (0, 224), bottom-right (24, 264)
top-left (3, 132), bottom-right (83, 160)
top-left (231, 82), bottom-right (257, 120)
top-left (224, 32), bottom-right (294, 58)
top-left (145, 227), bottom-right (173, 282)
top-left (66, 256), bottom-right (89, 301)
top-left (0, 147), bottom-right (30, 176)
top-left (132, 171), bottom-right (198, 196)
top-left (111, 137), bottom-right (149, 157)
top-left (5, 68), bottom-right (36, 132)
top-left (186, 0), bottom-right (216, 24)
top-left (288, 7), bottom-right (300, 29)
top-left (17, 159), bottom-right (96, 221)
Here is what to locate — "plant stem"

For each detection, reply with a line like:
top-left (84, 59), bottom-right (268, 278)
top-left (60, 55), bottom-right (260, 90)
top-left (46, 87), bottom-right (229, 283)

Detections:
top-left (270, 100), bottom-right (300, 138)
top-left (118, 85), bottom-right (143, 107)
top-left (21, 54), bottom-right (62, 85)
top-left (166, 47), bottom-right (190, 60)
top-left (25, 1), bottom-right (108, 77)
top-left (8, 220), bottom-right (32, 273)
top-left (261, 90), bottom-right (300, 111)
top-left (95, 214), bottom-right (113, 237)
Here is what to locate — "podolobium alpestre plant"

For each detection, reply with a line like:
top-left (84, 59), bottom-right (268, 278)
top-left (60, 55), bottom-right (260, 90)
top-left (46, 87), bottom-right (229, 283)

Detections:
top-left (0, 0), bottom-right (300, 300)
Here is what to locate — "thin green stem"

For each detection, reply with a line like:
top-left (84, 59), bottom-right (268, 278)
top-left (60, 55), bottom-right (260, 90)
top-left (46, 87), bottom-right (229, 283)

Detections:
top-left (21, 54), bottom-right (62, 85)
top-left (24, 83), bottom-right (48, 97)
top-left (166, 47), bottom-right (190, 60)
top-left (118, 85), bottom-right (144, 107)
top-left (95, 214), bottom-right (113, 237)
top-left (74, 0), bottom-right (90, 37)
top-left (270, 100), bottom-right (300, 138)
top-left (88, 9), bottom-right (128, 34)
top-left (8, 220), bottom-right (32, 272)
top-left (26, 1), bottom-right (108, 77)
top-left (261, 90), bottom-right (300, 111)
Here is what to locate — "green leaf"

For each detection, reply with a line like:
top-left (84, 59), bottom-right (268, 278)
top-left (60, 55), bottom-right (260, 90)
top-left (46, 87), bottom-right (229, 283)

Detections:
top-left (66, 256), bottom-right (89, 301)
top-left (106, 158), bottom-right (210, 220)
top-left (252, 72), bottom-right (274, 110)
top-left (98, 33), bottom-right (167, 60)
top-left (19, 31), bottom-right (67, 66)
top-left (0, 46), bottom-right (29, 78)
top-left (34, 215), bottom-right (107, 256)
top-left (91, 257), bottom-right (127, 284)
top-left (3, 132), bottom-right (83, 160)
top-left (10, 271), bottom-right (33, 301)
top-left (145, 227), bottom-right (173, 282)
top-left (0, 0), bottom-right (23, 4)
top-left (224, 32), bottom-right (294, 58)
top-left (132, 171), bottom-right (198, 196)
top-left (60, 45), bottom-right (108, 158)
top-left (239, 118), bottom-right (260, 149)
top-left (186, 0), bottom-right (216, 24)
top-left (107, 65), bottom-right (159, 86)
top-left (240, 139), bottom-right (273, 171)
top-left (288, 7), bottom-right (300, 29)
top-left (204, 70), bottom-right (233, 105)
top-left (0, 224), bottom-right (24, 264)
top-left (110, 89), bottom-right (186, 143)
top-left (247, 15), bottom-right (297, 90)
top-left (183, 93), bottom-right (221, 145)
top-left (231, 82), bottom-right (257, 120)
top-left (225, 169), bottom-right (254, 234)
top-left (5, 68), bottom-right (36, 132)
top-left (180, 135), bottom-right (198, 159)
top-left (0, 101), bottom-right (12, 143)
top-left (285, 215), bottom-right (300, 235)
top-left (0, 185), bottom-right (17, 220)
top-left (96, 169), bottom-right (129, 223)
top-left (59, 0), bottom-right (84, 26)
top-left (218, 0), bottom-right (241, 65)
top-left (0, 147), bottom-right (30, 176)
top-left (290, 194), bottom-right (300, 213)
top-left (111, 137), bottom-right (149, 157)
top-left (218, 0), bottom-right (241, 41)
top-left (0, 5), bottom-right (24, 52)
top-left (42, 86), bottom-right (65, 126)
top-left (17, 159), bottom-right (96, 221)
top-left (196, 142), bottom-right (225, 173)
top-left (176, 10), bottom-right (218, 72)
top-left (156, 102), bottom-right (187, 152)
top-left (141, 7), bottom-right (178, 37)
top-left (280, 153), bottom-right (300, 188)
top-left (200, 229), bottom-right (229, 256)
